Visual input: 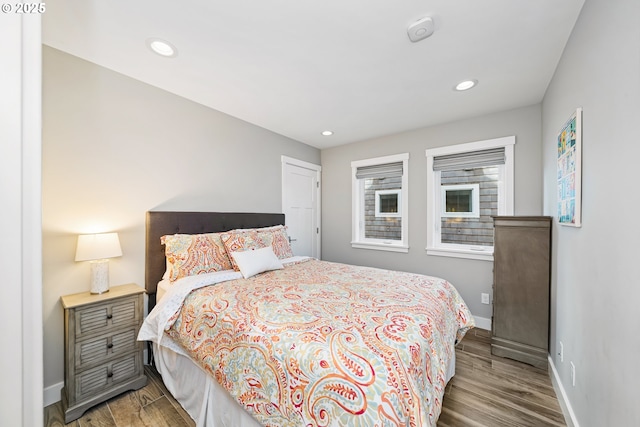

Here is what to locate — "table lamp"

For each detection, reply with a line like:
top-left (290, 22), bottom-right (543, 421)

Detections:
top-left (75, 232), bottom-right (123, 294)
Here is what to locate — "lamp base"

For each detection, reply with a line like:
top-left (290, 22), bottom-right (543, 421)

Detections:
top-left (89, 259), bottom-right (110, 294)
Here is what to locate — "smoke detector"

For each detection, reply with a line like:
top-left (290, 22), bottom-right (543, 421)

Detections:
top-left (407, 16), bottom-right (435, 43)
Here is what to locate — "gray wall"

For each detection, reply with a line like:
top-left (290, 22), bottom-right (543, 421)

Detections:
top-left (42, 47), bottom-right (319, 394)
top-left (541, 0), bottom-right (640, 425)
top-left (321, 104), bottom-right (543, 319)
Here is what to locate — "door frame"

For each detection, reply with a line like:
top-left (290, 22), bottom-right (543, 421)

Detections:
top-left (281, 156), bottom-right (322, 258)
top-left (2, 13), bottom-right (43, 424)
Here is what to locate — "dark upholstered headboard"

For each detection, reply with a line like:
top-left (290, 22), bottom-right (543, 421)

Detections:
top-left (145, 211), bottom-right (285, 309)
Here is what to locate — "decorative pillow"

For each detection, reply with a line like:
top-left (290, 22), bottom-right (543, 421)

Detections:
top-left (230, 246), bottom-right (283, 279)
top-left (224, 225), bottom-right (294, 260)
top-left (161, 233), bottom-right (233, 281)
top-left (259, 225), bottom-right (294, 259)
top-left (220, 230), bottom-right (273, 271)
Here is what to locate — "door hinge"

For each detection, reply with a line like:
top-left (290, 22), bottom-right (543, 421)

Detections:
top-left (317, 227), bottom-right (319, 233)
top-left (316, 182), bottom-right (319, 188)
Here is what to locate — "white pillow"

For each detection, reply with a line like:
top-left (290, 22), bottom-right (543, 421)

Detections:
top-left (230, 246), bottom-right (284, 279)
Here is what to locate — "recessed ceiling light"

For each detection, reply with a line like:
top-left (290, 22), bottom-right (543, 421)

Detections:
top-left (146, 38), bottom-right (178, 58)
top-left (454, 79), bottom-right (478, 91)
top-left (321, 130), bottom-right (334, 136)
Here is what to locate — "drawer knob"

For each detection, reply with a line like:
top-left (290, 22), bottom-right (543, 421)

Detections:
top-left (107, 371), bottom-right (113, 378)
top-left (106, 314), bottom-right (113, 320)
top-left (107, 343), bottom-right (113, 349)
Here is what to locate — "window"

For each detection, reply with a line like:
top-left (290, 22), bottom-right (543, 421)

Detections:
top-left (351, 153), bottom-right (409, 252)
top-left (375, 189), bottom-right (401, 217)
top-left (441, 184), bottom-right (479, 218)
top-left (426, 136), bottom-right (514, 261)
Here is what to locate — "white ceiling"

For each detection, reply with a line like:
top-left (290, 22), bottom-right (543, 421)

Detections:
top-left (42, 0), bottom-right (585, 149)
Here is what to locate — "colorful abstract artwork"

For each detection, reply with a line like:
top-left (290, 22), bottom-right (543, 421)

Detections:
top-left (557, 108), bottom-right (582, 226)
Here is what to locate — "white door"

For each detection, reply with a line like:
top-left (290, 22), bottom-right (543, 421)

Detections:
top-left (282, 156), bottom-right (321, 258)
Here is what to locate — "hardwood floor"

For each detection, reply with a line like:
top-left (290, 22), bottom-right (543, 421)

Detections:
top-left (44, 366), bottom-right (195, 427)
top-left (438, 328), bottom-right (566, 426)
top-left (44, 328), bottom-right (566, 426)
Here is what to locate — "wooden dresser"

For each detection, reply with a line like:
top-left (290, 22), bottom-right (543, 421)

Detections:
top-left (491, 216), bottom-right (552, 370)
top-left (60, 283), bottom-right (148, 423)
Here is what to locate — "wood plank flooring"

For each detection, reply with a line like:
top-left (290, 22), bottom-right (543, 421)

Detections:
top-left (44, 365), bottom-right (195, 427)
top-left (44, 328), bottom-right (566, 426)
top-left (438, 328), bottom-right (565, 426)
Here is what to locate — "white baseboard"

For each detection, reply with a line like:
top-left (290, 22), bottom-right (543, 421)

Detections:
top-left (43, 381), bottom-right (63, 407)
top-left (548, 356), bottom-right (580, 427)
top-left (473, 315), bottom-right (491, 331)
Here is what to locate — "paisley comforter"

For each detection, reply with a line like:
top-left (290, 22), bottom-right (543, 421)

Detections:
top-left (139, 258), bottom-right (473, 427)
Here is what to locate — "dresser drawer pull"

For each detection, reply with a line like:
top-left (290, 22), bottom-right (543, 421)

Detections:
top-left (106, 314), bottom-right (113, 319)
top-left (107, 343), bottom-right (113, 349)
top-left (107, 371), bottom-right (113, 378)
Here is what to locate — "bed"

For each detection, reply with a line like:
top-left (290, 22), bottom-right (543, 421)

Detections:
top-left (138, 211), bottom-right (474, 427)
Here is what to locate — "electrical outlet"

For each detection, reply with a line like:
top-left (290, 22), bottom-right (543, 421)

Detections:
top-left (570, 362), bottom-right (576, 387)
top-left (559, 341), bottom-right (564, 362)
top-left (481, 293), bottom-right (490, 304)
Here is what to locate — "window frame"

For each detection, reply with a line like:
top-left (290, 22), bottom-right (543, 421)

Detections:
top-left (425, 136), bottom-right (515, 261)
top-left (375, 189), bottom-right (402, 218)
top-left (351, 153), bottom-right (409, 253)
top-left (441, 183), bottom-right (480, 218)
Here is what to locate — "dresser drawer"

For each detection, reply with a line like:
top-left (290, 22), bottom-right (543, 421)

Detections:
top-left (74, 296), bottom-right (140, 338)
top-left (75, 327), bottom-right (139, 370)
top-left (75, 353), bottom-right (143, 401)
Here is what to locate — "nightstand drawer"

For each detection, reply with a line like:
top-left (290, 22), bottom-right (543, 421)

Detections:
top-left (75, 327), bottom-right (138, 370)
top-left (75, 297), bottom-right (140, 338)
top-left (75, 353), bottom-right (143, 401)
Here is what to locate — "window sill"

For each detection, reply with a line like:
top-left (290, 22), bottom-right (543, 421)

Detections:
top-left (352, 241), bottom-right (409, 253)
top-left (426, 246), bottom-right (493, 261)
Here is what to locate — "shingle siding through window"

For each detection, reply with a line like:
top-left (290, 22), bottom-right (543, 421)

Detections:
top-left (364, 177), bottom-right (402, 240)
top-left (440, 167), bottom-right (498, 246)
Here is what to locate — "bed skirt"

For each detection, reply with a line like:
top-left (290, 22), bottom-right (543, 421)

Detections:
top-left (152, 343), bottom-right (457, 427)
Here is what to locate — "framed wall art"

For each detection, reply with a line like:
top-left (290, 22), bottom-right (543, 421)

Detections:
top-left (557, 107), bottom-right (582, 227)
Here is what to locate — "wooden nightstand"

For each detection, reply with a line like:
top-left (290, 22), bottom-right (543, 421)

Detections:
top-left (60, 283), bottom-right (148, 423)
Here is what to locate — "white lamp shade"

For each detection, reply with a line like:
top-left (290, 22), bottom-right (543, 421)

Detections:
top-left (76, 233), bottom-right (122, 294)
top-left (75, 233), bottom-right (122, 261)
